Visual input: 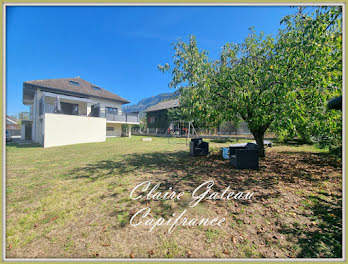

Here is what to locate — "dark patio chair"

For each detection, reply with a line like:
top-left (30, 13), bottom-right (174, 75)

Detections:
top-left (230, 143), bottom-right (259, 169)
top-left (190, 138), bottom-right (209, 156)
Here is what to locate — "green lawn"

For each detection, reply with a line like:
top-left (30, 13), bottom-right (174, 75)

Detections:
top-left (6, 136), bottom-right (342, 258)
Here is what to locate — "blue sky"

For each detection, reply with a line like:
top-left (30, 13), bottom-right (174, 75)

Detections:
top-left (6, 6), bottom-right (296, 114)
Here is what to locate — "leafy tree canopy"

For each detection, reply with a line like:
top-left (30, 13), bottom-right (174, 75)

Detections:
top-left (159, 6), bottom-right (342, 157)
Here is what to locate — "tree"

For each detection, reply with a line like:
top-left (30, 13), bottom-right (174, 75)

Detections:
top-left (167, 107), bottom-right (188, 122)
top-left (15, 112), bottom-right (30, 129)
top-left (160, 37), bottom-right (224, 128)
top-left (159, 6), bottom-right (342, 157)
top-left (160, 30), bottom-right (284, 157)
top-left (217, 29), bottom-right (287, 157)
top-left (272, 7), bottom-right (342, 146)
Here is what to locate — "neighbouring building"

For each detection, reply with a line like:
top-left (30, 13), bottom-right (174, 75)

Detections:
top-left (6, 115), bottom-right (19, 130)
top-left (144, 99), bottom-right (179, 132)
top-left (144, 97), bottom-right (251, 136)
top-left (22, 77), bottom-right (139, 147)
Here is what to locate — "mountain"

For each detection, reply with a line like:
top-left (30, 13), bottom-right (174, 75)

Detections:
top-left (122, 91), bottom-right (179, 117)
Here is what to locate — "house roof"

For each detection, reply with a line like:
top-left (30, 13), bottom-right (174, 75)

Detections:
top-left (6, 115), bottom-right (17, 124)
top-left (144, 99), bottom-right (180, 112)
top-left (23, 77), bottom-right (130, 104)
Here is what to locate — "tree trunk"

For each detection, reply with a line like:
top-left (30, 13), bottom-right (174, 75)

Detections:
top-left (251, 130), bottom-right (265, 158)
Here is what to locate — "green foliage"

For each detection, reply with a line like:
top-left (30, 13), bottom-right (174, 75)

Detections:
top-left (218, 28), bottom-right (286, 156)
top-left (273, 7), bottom-right (342, 148)
top-left (219, 120), bottom-right (242, 133)
top-left (160, 31), bottom-right (284, 156)
top-left (159, 7), bottom-right (342, 156)
top-left (140, 116), bottom-right (148, 129)
top-left (167, 107), bottom-right (189, 122)
top-left (160, 36), bottom-right (223, 128)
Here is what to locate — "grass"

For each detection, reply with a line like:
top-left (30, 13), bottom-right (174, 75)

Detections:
top-left (205, 228), bottom-right (220, 243)
top-left (6, 136), bottom-right (342, 258)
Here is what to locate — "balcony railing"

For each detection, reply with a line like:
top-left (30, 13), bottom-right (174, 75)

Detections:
top-left (40, 102), bottom-right (139, 124)
top-left (105, 113), bottom-right (139, 123)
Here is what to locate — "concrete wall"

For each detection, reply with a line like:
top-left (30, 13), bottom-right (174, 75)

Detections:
top-left (106, 123), bottom-right (122, 137)
top-left (32, 89), bottom-right (41, 144)
top-left (43, 113), bottom-right (106, 148)
top-left (21, 125), bottom-right (25, 140)
top-left (31, 89), bottom-right (47, 145)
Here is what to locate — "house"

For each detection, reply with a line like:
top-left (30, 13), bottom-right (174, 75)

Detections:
top-left (22, 77), bottom-right (139, 147)
top-left (6, 115), bottom-right (19, 130)
top-left (144, 99), bottom-right (180, 132)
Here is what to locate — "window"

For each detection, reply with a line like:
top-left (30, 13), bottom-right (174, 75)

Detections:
top-left (105, 107), bottom-right (118, 115)
top-left (39, 98), bottom-right (44, 115)
top-left (92, 85), bottom-right (101, 91)
top-left (107, 127), bottom-right (114, 131)
top-left (60, 102), bottom-right (79, 115)
top-left (90, 104), bottom-right (100, 117)
top-left (69, 80), bottom-right (80, 86)
top-left (149, 116), bottom-right (155, 124)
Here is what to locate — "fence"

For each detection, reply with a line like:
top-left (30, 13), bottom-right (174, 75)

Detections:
top-left (131, 126), bottom-right (253, 137)
top-left (131, 126), bottom-right (275, 139)
top-left (7, 129), bottom-right (21, 137)
top-left (132, 127), bottom-right (168, 135)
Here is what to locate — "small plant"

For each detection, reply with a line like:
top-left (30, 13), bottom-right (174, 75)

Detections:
top-left (205, 228), bottom-right (220, 243)
top-left (117, 212), bottom-right (129, 227)
top-left (161, 239), bottom-right (181, 258)
top-left (64, 235), bottom-right (74, 253)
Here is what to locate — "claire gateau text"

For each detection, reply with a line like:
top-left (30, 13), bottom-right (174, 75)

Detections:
top-left (128, 180), bottom-right (254, 233)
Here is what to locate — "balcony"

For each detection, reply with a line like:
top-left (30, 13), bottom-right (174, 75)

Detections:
top-left (105, 112), bottom-right (139, 124)
top-left (39, 92), bottom-right (92, 117)
top-left (39, 92), bottom-right (140, 124)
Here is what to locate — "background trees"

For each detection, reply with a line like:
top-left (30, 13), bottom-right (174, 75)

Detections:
top-left (159, 6), bottom-right (342, 157)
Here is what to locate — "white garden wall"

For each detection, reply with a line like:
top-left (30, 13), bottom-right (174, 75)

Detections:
top-left (43, 113), bottom-right (106, 148)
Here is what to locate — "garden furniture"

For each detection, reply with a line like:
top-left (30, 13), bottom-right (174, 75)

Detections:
top-left (190, 138), bottom-right (209, 156)
top-left (230, 143), bottom-right (259, 169)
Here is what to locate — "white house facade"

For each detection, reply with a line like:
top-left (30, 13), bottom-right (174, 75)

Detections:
top-left (22, 77), bottom-right (139, 147)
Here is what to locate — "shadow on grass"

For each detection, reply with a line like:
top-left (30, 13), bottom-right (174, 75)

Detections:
top-left (6, 142), bottom-right (41, 148)
top-left (280, 193), bottom-right (342, 258)
top-left (67, 149), bottom-right (342, 256)
top-left (68, 149), bottom-right (340, 200)
top-left (264, 151), bottom-right (341, 183)
top-left (273, 139), bottom-right (312, 146)
top-left (70, 159), bottom-right (133, 181)
top-left (281, 151), bottom-right (341, 169)
top-left (209, 138), bottom-right (234, 143)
